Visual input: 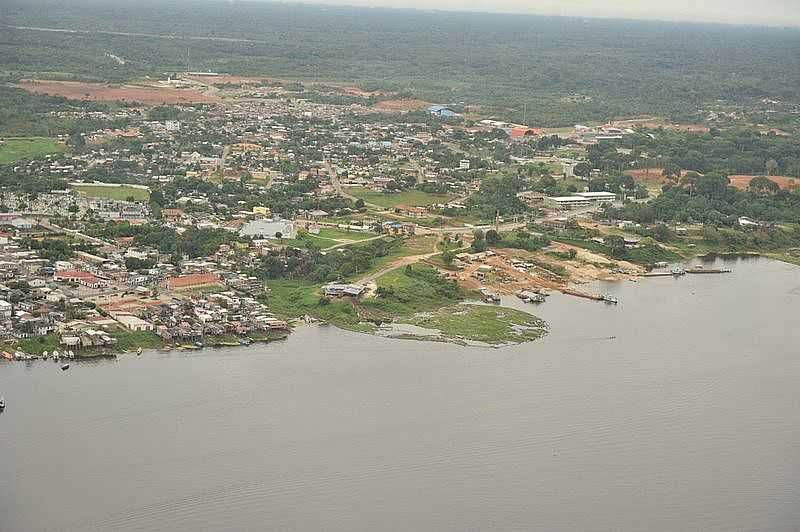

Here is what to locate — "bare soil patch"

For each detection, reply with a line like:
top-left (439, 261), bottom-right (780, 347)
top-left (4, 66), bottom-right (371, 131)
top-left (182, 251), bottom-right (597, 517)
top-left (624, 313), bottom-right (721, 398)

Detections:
top-left (728, 175), bottom-right (800, 191)
top-left (19, 80), bottom-right (218, 104)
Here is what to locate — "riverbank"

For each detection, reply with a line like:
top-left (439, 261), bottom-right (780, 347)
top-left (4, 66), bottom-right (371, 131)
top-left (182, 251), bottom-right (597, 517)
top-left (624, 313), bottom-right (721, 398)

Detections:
top-left (265, 264), bottom-right (550, 347)
top-left (0, 329), bottom-right (289, 361)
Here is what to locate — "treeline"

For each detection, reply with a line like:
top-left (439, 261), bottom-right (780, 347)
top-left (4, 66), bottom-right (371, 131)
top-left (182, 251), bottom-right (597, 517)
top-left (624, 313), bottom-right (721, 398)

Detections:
top-left (605, 174), bottom-right (800, 225)
top-left (0, 86), bottom-right (119, 136)
top-left (93, 222), bottom-right (239, 259)
top-left (253, 238), bottom-right (401, 282)
top-left (3, 0), bottom-right (799, 126)
top-left (589, 130), bottom-right (800, 178)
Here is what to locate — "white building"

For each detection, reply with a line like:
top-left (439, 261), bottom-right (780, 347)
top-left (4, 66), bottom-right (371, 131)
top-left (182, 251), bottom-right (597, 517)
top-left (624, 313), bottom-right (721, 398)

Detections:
top-left (545, 191), bottom-right (617, 210)
top-left (0, 299), bottom-right (11, 320)
top-left (239, 219), bottom-right (297, 240)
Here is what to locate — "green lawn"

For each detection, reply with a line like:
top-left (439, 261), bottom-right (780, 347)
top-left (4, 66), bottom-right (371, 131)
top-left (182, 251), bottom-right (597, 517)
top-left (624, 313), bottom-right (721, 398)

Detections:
top-left (348, 187), bottom-right (457, 208)
top-left (280, 233), bottom-right (339, 249)
top-left (0, 137), bottom-right (65, 164)
top-left (317, 228), bottom-right (377, 241)
top-left (264, 279), bottom-right (362, 327)
top-left (72, 184), bottom-right (151, 201)
top-left (354, 235), bottom-right (438, 279)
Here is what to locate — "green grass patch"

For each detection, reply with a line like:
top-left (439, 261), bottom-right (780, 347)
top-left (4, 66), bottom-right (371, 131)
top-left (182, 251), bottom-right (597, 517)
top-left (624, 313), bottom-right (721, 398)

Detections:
top-left (401, 304), bottom-right (548, 345)
top-left (17, 334), bottom-right (62, 355)
top-left (354, 235), bottom-right (438, 279)
top-left (280, 233), bottom-right (339, 249)
top-left (348, 187), bottom-right (456, 208)
top-left (0, 137), bottom-right (65, 164)
top-left (360, 264), bottom-right (462, 322)
top-left (316, 228), bottom-right (376, 241)
top-left (72, 184), bottom-right (150, 201)
top-left (109, 329), bottom-right (165, 351)
top-left (264, 279), bottom-right (361, 327)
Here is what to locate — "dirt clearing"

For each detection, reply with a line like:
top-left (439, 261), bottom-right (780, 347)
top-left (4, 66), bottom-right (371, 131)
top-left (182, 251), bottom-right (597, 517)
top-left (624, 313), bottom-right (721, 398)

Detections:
top-left (19, 80), bottom-right (218, 104)
top-left (728, 175), bottom-right (800, 191)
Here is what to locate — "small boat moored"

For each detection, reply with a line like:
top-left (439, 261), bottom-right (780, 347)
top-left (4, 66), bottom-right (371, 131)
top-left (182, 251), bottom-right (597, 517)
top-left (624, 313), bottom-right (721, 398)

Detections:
top-left (0, 396), bottom-right (5, 410)
top-left (61, 363), bottom-right (70, 371)
top-left (137, 347), bottom-right (143, 356)
top-left (602, 294), bottom-right (619, 304)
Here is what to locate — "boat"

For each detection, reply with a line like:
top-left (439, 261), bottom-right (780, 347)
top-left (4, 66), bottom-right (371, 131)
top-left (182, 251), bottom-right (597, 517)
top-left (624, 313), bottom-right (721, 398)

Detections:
top-left (602, 294), bottom-right (619, 304)
top-left (516, 290), bottom-right (546, 303)
top-left (195, 341), bottom-right (204, 348)
top-left (0, 396), bottom-right (5, 410)
top-left (671, 268), bottom-right (687, 276)
top-left (137, 347), bottom-right (143, 356)
top-left (239, 338), bottom-right (251, 346)
top-left (686, 266), bottom-right (731, 274)
top-left (42, 351), bottom-right (49, 360)
top-left (1, 351), bottom-right (12, 361)
top-left (61, 363), bottom-right (70, 371)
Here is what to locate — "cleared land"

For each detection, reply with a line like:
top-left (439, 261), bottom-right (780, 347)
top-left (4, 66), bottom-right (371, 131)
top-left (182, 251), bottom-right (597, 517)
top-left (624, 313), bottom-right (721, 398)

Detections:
top-left (19, 80), bottom-right (218, 104)
top-left (348, 187), bottom-right (456, 208)
top-left (373, 99), bottom-right (431, 111)
top-left (71, 184), bottom-right (150, 201)
top-left (0, 137), bottom-right (64, 164)
top-left (728, 175), bottom-right (800, 191)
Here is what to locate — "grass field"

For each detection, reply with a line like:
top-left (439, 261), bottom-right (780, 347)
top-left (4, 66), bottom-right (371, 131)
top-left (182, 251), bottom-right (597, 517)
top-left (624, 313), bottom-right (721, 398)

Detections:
top-left (72, 184), bottom-right (150, 201)
top-left (280, 233), bottom-right (340, 249)
top-left (348, 187), bottom-right (456, 209)
top-left (354, 235), bottom-right (438, 279)
top-left (316, 228), bottom-right (376, 241)
top-left (0, 137), bottom-right (64, 164)
top-left (400, 304), bottom-right (548, 345)
top-left (265, 279), bottom-right (362, 327)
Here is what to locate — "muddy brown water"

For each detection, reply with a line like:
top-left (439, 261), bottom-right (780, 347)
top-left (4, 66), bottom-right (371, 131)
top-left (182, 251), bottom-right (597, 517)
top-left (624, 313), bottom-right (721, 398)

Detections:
top-left (1, 256), bottom-right (798, 531)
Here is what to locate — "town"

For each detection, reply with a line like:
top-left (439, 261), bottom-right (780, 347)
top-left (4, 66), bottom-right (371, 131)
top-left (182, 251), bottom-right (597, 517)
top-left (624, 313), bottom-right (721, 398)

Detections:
top-left (1, 72), bottom-right (799, 354)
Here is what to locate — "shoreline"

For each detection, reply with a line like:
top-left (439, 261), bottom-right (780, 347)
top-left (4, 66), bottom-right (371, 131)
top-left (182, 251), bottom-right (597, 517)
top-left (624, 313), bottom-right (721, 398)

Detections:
top-left (1, 253), bottom-right (793, 362)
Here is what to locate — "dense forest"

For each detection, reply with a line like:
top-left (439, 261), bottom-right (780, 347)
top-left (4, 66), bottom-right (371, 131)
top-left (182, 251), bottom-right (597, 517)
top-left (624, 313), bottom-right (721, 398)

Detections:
top-left (2, 0), bottom-right (800, 125)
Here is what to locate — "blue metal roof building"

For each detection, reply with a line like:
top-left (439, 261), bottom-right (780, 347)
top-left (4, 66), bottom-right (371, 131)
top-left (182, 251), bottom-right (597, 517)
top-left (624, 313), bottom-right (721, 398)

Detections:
top-left (427, 105), bottom-right (459, 118)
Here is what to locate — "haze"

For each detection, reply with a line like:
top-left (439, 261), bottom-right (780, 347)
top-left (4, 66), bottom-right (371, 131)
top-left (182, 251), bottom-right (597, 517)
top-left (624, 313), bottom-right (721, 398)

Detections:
top-left (277, 0), bottom-right (800, 27)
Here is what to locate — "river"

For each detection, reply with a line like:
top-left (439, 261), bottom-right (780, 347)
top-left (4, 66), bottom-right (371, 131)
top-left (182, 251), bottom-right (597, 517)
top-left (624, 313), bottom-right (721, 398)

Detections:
top-left (1, 256), bottom-right (799, 531)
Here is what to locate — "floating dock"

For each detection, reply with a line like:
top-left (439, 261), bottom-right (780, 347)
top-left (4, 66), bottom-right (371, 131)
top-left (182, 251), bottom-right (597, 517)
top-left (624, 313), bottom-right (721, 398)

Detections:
top-left (686, 267), bottom-right (731, 274)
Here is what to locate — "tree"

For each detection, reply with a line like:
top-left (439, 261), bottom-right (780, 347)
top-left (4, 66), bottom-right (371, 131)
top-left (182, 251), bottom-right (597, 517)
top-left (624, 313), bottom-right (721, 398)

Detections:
top-left (442, 249), bottom-right (455, 265)
top-left (653, 224), bottom-right (671, 242)
top-left (605, 235), bottom-right (627, 258)
top-left (471, 229), bottom-right (487, 252)
top-left (663, 162), bottom-right (681, 179)
top-left (485, 229), bottom-right (501, 246)
top-left (749, 176), bottom-right (779, 195)
top-left (354, 198), bottom-right (365, 209)
top-left (573, 162), bottom-right (591, 177)
top-left (275, 231), bottom-right (283, 241)
top-left (766, 158), bottom-right (779, 177)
